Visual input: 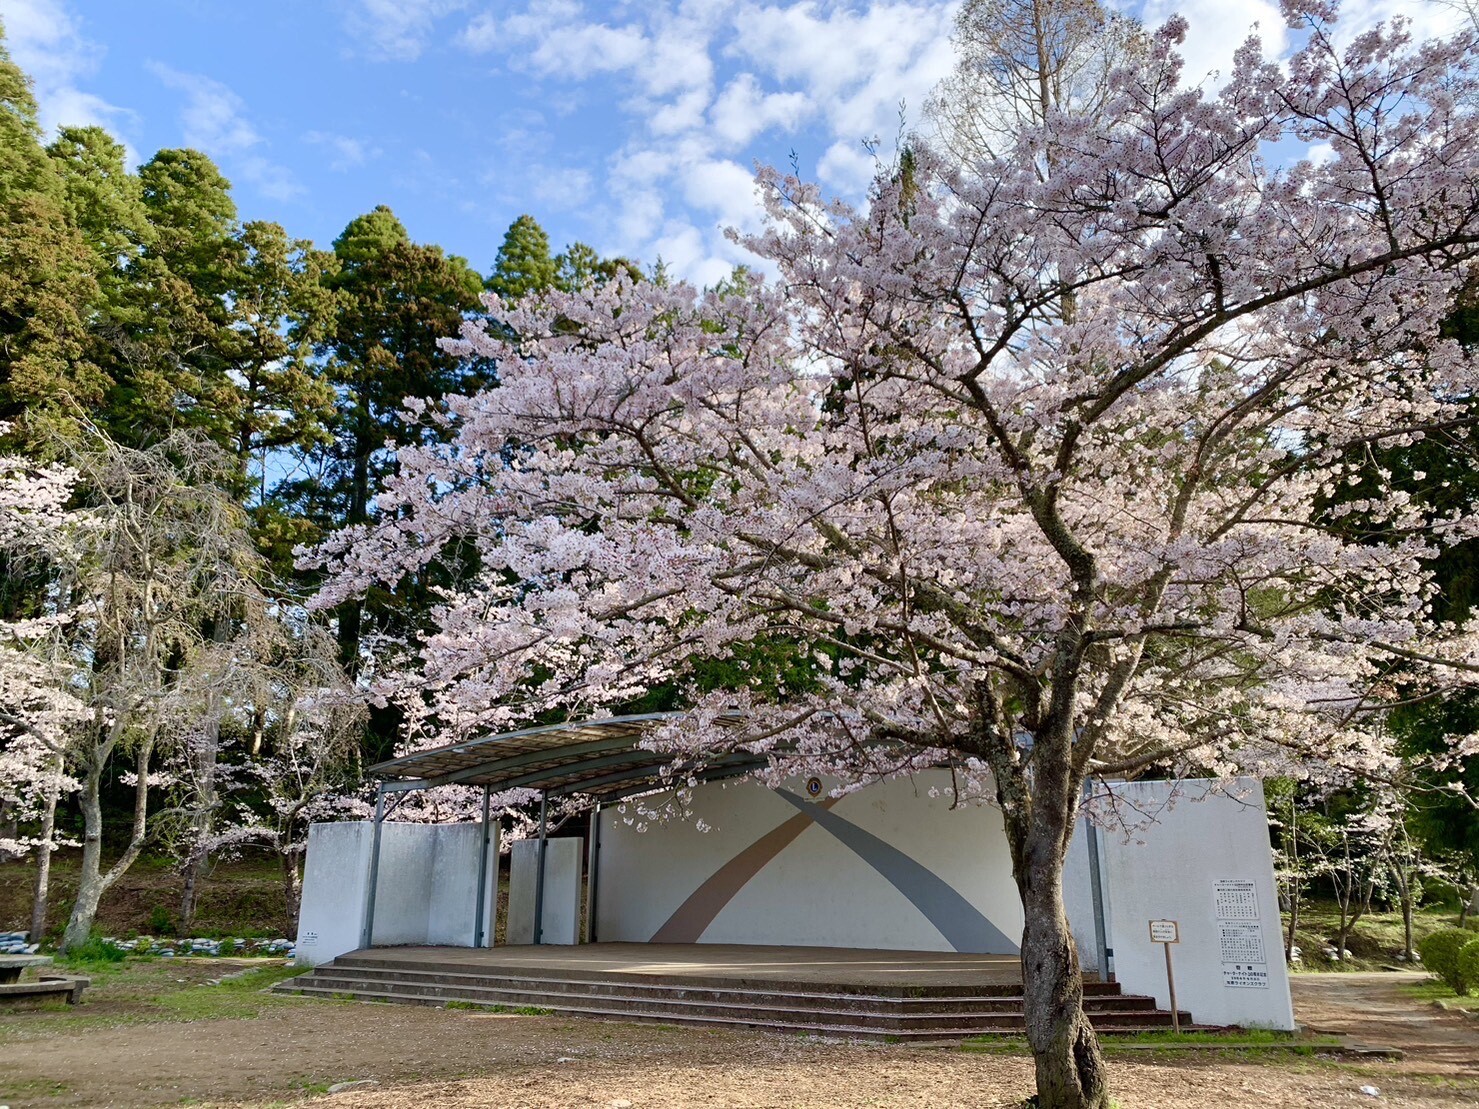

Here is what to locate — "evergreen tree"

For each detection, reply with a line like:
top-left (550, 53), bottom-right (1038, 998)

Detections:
top-left (0, 24), bottom-right (103, 428)
top-left (283, 206), bottom-right (483, 757)
top-left (486, 213), bottom-right (557, 301)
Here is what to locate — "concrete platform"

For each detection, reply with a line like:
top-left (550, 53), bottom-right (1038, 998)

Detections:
top-left (351, 942), bottom-right (1026, 989)
top-left (277, 943), bottom-right (1184, 1040)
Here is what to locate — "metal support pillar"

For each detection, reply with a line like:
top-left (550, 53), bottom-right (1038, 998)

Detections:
top-left (533, 791), bottom-right (548, 945)
top-left (1085, 801), bottom-right (1112, 982)
top-left (473, 785), bottom-right (492, 947)
top-left (583, 802), bottom-right (601, 944)
top-left (360, 786), bottom-right (386, 950)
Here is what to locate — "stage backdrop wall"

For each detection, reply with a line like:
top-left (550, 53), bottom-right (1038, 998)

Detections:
top-left (1087, 777), bottom-right (1295, 1030)
top-left (593, 771), bottom-right (1023, 954)
top-left (294, 820), bottom-right (498, 966)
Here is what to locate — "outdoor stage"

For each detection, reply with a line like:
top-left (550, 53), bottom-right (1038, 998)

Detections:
top-left (276, 942), bottom-right (1185, 1040)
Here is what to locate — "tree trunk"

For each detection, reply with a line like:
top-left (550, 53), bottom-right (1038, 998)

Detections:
top-left (1003, 757), bottom-right (1110, 1109)
top-left (1459, 882), bottom-right (1479, 929)
top-left (280, 847), bottom-right (302, 930)
top-left (179, 846), bottom-right (205, 935)
top-left (62, 758), bottom-right (108, 951)
top-left (1284, 796), bottom-right (1300, 962)
top-left (29, 778), bottom-right (59, 944)
top-left (62, 737), bottom-right (153, 951)
top-left (1393, 863), bottom-right (1414, 961)
top-left (1019, 853), bottom-right (1108, 1108)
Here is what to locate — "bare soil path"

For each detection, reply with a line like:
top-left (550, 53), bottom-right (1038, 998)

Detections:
top-left (1290, 971), bottom-right (1479, 1077)
top-left (0, 965), bottom-right (1475, 1108)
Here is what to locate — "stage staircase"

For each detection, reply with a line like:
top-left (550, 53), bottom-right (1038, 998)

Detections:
top-left (274, 951), bottom-right (1192, 1041)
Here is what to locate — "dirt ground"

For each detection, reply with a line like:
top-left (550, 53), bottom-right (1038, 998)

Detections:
top-left (1, 968), bottom-right (1476, 1108)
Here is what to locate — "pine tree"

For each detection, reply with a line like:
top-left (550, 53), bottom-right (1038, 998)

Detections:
top-left (487, 214), bottom-right (558, 301)
top-left (0, 24), bottom-right (103, 428)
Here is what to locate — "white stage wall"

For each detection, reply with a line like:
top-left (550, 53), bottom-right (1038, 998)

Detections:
top-left (294, 820), bottom-right (498, 966)
top-left (1084, 778), bottom-right (1295, 1030)
top-left (594, 771), bottom-right (1023, 954)
top-left (506, 837), bottom-right (583, 945)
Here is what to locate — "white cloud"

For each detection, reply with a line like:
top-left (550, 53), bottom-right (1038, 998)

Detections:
top-left (304, 130), bottom-right (380, 171)
top-left (710, 73), bottom-right (809, 147)
top-left (1137, 0), bottom-right (1287, 85)
top-left (681, 157), bottom-right (760, 225)
top-left (817, 138), bottom-right (879, 196)
top-left (453, 1), bottom-right (954, 282)
top-left (726, 1), bottom-right (957, 139)
top-left (0, 0), bottom-right (135, 141)
top-left (451, 0), bottom-right (1465, 286)
top-left (344, 0), bottom-right (469, 61)
top-left (150, 64), bottom-right (303, 202)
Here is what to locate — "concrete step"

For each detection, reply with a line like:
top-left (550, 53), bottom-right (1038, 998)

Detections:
top-left (278, 981), bottom-right (1186, 1042)
top-left (304, 962), bottom-right (1160, 1015)
top-left (276, 971), bottom-right (1189, 1036)
top-left (328, 952), bottom-right (1124, 999)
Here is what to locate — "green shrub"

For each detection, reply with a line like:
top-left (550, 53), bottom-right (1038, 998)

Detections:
top-left (1457, 938), bottom-right (1479, 998)
top-left (217, 938), bottom-right (237, 956)
top-left (59, 936), bottom-right (128, 968)
top-left (1418, 929), bottom-right (1476, 994)
top-left (148, 905), bottom-right (176, 936)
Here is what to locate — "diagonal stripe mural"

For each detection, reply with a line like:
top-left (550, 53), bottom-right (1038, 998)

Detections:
top-left (650, 787), bottom-right (1018, 953)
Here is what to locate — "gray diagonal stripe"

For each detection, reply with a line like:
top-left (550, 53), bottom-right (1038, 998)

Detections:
top-left (774, 789), bottom-right (1018, 954)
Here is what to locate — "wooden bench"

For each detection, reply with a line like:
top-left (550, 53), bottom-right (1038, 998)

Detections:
top-left (0, 974), bottom-right (90, 1005)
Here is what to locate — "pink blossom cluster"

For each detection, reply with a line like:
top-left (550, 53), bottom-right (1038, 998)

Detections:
top-left (307, 1), bottom-right (1479, 810)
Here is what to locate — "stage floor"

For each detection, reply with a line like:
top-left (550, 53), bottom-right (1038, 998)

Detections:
top-left (346, 942), bottom-right (1026, 988)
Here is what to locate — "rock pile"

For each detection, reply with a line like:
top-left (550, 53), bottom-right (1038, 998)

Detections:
top-left (99, 936), bottom-right (295, 959)
top-left (0, 931), bottom-right (38, 955)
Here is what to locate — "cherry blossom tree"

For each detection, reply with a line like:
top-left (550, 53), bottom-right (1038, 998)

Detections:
top-left (312, 5), bottom-right (1479, 1105)
top-left (33, 426), bottom-right (280, 951)
top-left (0, 429), bottom-right (88, 941)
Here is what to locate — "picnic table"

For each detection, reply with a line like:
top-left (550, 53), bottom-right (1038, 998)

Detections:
top-left (0, 954), bottom-right (51, 984)
top-left (0, 954), bottom-right (89, 1005)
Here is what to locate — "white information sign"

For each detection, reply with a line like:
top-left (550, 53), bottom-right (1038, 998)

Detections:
top-left (1214, 879), bottom-right (1268, 989)
top-left (1218, 922), bottom-right (1266, 965)
top-left (1149, 919), bottom-right (1179, 944)
top-left (1213, 879), bottom-right (1259, 921)
top-left (1221, 964), bottom-right (1270, 989)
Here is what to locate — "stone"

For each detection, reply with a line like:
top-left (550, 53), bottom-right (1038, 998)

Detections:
top-left (328, 1080), bottom-right (380, 1094)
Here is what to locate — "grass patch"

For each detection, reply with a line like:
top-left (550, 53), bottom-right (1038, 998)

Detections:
top-left (0, 1075), bottom-right (73, 1097)
top-left (55, 936), bottom-right (129, 970)
top-left (0, 957), bottom-right (314, 1039)
top-left (1401, 978), bottom-right (1479, 1012)
top-left (1282, 901), bottom-right (1466, 971)
top-left (963, 1027), bottom-right (1341, 1058)
top-left (1109, 1027), bottom-right (1308, 1046)
top-left (151, 964), bottom-right (306, 1021)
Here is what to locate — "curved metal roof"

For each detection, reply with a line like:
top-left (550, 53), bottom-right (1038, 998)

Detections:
top-left (367, 712), bottom-right (762, 800)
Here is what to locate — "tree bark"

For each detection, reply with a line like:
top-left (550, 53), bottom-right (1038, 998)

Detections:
top-left (1000, 731), bottom-right (1110, 1109)
top-left (1016, 826), bottom-right (1109, 1108)
top-left (29, 776), bottom-right (59, 944)
top-left (62, 736), bottom-right (153, 951)
top-left (1283, 794), bottom-right (1300, 963)
top-left (1461, 882), bottom-right (1478, 929)
top-left (280, 846), bottom-right (302, 929)
top-left (1393, 862), bottom-right (1414, 961)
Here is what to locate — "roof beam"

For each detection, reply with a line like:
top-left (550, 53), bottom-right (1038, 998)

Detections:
top-left (366, 712), bottom-right (682, 776)
top-left (381, 735), bottom-right (646, 792)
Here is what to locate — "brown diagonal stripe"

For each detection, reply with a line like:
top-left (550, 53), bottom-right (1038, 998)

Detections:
top-left (650, 796), bottom-right (840, 943)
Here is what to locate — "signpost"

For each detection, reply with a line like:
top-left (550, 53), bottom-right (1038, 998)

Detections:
top-left (1148, 919), bottom-right (1181, 1033)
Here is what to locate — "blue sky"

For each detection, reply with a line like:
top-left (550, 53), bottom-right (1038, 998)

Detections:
top-left (0, 0), bottom-right (1465, 287)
